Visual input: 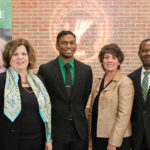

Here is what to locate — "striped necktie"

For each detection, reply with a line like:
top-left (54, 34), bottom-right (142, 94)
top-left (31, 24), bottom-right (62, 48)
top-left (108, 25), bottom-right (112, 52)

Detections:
top-left (142, 71), bottom-right (150, 102)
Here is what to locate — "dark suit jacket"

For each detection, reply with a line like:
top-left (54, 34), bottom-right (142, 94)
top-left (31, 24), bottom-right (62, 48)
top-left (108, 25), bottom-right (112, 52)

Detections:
top-left (129, 67), bottom-right (150, 150)
top-left (0, 72), bottom-right (45, 150)
top-left (38, 57), bottom-right (93, 141)
top-left (0, 72), bottom-right (19, 150)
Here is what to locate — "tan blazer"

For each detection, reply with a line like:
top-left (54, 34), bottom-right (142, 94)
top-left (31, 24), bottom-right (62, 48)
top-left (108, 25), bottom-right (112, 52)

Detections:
top-left (88, 70), bottom-right (134, 147)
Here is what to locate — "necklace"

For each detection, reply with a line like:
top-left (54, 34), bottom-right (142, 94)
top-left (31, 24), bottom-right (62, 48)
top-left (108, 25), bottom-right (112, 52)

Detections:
top-left (22, 87), bottom-right (34, 94)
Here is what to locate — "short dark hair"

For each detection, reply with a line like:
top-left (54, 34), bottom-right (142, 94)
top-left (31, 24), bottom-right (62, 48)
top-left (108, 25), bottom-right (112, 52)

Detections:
top-left (99, 43), bottom-right (124, 70)
top-left (56, 30), bottom-right (76, 44)
top-left (3, 39), bottom-right (36, 69)
top-left (139, 38), bottom-right (150, 51)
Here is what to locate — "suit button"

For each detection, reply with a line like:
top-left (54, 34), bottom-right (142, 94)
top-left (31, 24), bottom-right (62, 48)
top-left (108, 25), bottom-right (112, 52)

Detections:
top-left (143, 111), bottom-right (146, 114)
top-left (67, 114), bottom-right (73, 120)
top-left (11, 129), bottom-right (15, 133)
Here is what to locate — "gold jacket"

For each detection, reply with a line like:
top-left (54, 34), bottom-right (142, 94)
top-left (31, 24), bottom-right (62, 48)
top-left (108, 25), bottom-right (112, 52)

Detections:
top-left (88, 70), bottom-right (134, 147)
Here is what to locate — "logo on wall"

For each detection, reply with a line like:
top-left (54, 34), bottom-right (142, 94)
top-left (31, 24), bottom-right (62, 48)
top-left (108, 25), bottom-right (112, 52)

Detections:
top-left (0, 0), bottom-right (12, 73)
top-left (49, 0), bottom-right (109, 61)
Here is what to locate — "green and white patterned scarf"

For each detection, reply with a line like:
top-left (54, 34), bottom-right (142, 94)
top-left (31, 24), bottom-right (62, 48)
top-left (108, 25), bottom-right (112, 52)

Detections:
top-left (4, 67), bottom-right (51, 141)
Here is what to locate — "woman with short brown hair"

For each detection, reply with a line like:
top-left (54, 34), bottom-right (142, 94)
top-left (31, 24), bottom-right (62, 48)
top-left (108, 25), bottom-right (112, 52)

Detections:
top-left (0, 39), bottom-right (52, 150)
top-left (89, 43), bottom-right (134, 150)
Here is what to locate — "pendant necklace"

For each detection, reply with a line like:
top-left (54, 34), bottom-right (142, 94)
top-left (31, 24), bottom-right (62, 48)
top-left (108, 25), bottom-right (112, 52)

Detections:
top-left (22, 87), bottom-right (34, 94)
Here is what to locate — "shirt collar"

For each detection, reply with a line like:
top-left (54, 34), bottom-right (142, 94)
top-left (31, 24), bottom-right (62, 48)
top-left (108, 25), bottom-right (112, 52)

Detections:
top-left (58, 56), bottom-right (74, 68)
top-left (98, 69), bottom-right (121, 81)
top-left (141, 67), bottom-right (150, 75)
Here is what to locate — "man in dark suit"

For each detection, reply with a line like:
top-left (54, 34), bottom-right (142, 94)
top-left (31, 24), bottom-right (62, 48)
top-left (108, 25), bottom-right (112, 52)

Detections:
top-left (129, 38), bottom-right (150, 150)
top-left (38, 30), bottom-right (93, 150)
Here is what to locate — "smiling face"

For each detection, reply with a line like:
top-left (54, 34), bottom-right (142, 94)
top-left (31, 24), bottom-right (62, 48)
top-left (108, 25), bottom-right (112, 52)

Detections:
top-left (10, 45), bottom-right (29, 73)
top-left (139, 41), bottom-right (150, 70)
top-left (56, 34), bottom-right (76, 62)
top-left (103, 53), bottom-right (120, 73)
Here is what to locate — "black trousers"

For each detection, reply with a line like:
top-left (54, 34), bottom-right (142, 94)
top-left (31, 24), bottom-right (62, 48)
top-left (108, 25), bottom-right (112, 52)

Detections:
top-left (53, 120), bottom-right (88, 150)
top-left (92, 137), bottom-right (131, 150)
top-left (139, 134), bottom-right (150, 150)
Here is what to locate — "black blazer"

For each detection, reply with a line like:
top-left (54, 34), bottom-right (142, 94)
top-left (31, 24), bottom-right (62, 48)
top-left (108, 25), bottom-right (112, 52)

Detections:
top-left (129, 67), bottom-right (150, 150)
top-left (0, 72), bottom-right (45, 150)
top-left (0, 72), bottom-right (19, 150)
top-left (38, 57), bottom-right (93, 141)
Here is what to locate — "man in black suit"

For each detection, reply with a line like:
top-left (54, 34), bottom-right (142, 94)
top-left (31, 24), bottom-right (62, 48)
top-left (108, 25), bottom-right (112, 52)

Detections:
top-left (129, 38), bottom-right (150, 150)
top-left (38, 31), bottom-right (93, 150)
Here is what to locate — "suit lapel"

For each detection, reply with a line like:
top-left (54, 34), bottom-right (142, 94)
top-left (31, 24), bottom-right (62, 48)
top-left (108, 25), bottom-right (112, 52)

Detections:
top-left (71, 60), bottom-right (81, 97)
top-left (145, 76), bottom-right (150, 105)
top-left (136, 67), bottom-right (150, 108)
top-left (103, 70), bottom-right (120, 92)
top-left (134, 68), bottom-right (145, 106)
top-left (53, 58), bottom-right (67, 99)
top-left (52, 59), bottom-right (84, 101)
top-left (103, 81), bottom-right (117, 92)
top-left (146, 89), bottom-right (150, 103)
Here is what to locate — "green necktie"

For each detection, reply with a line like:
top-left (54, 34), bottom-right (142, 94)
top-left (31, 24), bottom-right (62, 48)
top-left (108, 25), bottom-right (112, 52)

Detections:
top-left (142, 71), bottom-right (150, 102)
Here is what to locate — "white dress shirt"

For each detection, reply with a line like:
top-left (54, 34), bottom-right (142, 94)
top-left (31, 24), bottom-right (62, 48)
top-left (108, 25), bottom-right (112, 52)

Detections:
top-left (141, 67), bottom-right (150, 89)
